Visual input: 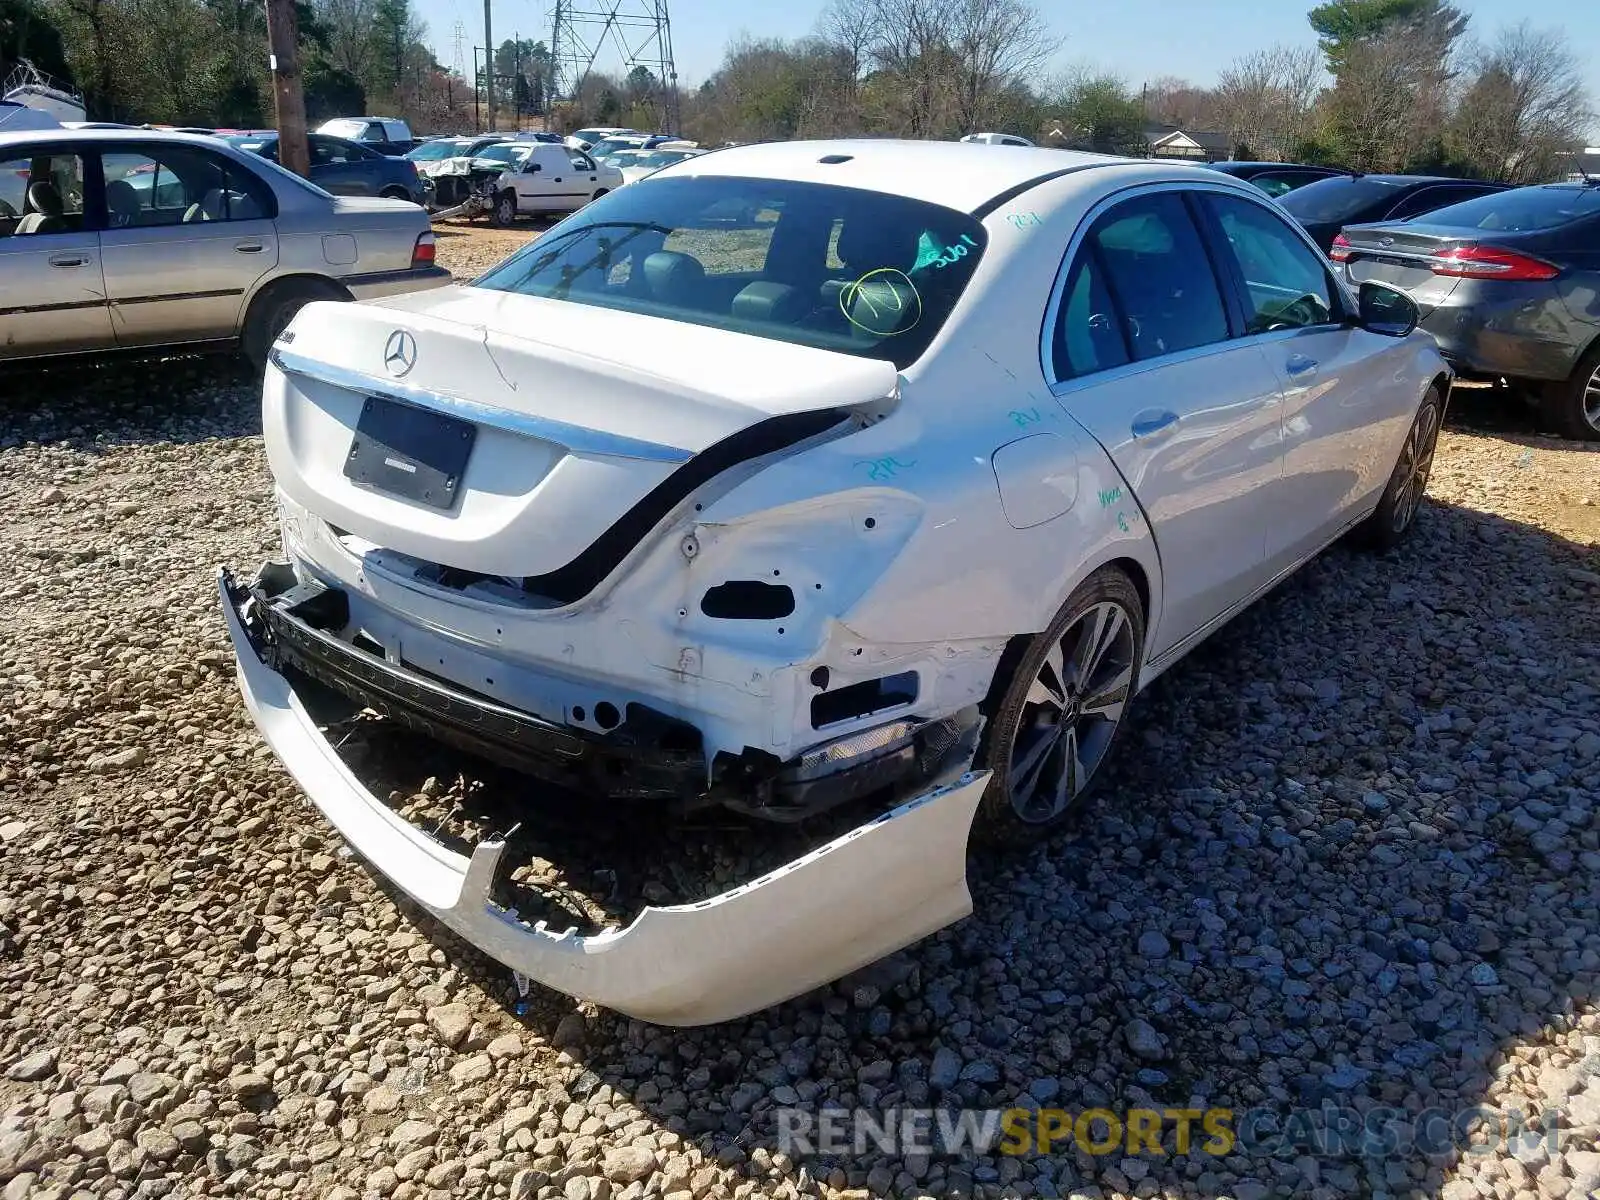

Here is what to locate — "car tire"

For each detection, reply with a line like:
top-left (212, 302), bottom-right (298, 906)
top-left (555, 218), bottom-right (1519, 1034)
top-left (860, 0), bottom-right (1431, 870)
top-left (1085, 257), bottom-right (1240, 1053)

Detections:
top-left (492, 191), bottom-right (517, 227)
top-left (1539, 342), bottom-right (1600, 442)
top-left (241, 279), bottom-right (345, 370)
top-left (379, 186), bottom-right (410, 201)
top-left (1357, 383), bottom-right (1443, 551)
top-left (974, 566), bottom-right (1145, 844)
top-left (591, 189), bottom-right (609, 202)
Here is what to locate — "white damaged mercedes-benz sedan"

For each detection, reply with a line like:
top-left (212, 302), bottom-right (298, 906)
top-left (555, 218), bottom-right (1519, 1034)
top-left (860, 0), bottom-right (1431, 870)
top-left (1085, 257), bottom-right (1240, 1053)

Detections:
top-left (220, 140), bottom-right (1449, 1025)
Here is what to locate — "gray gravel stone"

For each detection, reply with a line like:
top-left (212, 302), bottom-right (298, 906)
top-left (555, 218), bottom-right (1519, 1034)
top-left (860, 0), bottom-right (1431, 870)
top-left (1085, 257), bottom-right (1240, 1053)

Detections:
top-left (4, 1049), bottom-right (56, 1082)
top-left (2, 349), bottom-right (1598, 1200)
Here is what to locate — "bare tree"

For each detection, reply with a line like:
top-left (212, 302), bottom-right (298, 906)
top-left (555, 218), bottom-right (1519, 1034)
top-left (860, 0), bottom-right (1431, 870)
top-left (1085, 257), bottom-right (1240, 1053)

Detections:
top-left (1142, 75), bottom-right (1224, 131)
top-left (945, 0), bottom-right (1058, 134)
top-left (314, 0), bottom-right (375, 84)
top-left (1215, 44), bottom-right (1323, 159)
top-left (1449, 22), bottom-right (1592, 182)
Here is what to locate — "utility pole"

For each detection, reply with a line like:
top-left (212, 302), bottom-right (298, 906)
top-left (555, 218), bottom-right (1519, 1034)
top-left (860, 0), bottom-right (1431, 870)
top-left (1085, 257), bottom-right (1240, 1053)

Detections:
top-left (483, 0), bottom-right (495, 132)
top-left (265, 0), bottom-right (310, 177)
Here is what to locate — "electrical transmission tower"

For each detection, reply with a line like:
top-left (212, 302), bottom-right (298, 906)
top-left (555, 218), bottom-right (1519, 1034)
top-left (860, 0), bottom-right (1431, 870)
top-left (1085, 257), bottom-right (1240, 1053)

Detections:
top-left (452, 20), bottom-right (467, 79)
top-left (550, 0), bottom-right (679, 131)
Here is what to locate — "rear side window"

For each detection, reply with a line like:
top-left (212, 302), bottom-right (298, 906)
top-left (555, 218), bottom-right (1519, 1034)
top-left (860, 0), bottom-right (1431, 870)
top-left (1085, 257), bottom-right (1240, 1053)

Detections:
top-left (1279, 175), bottom-right (1406, 224)
top-left (1086, 192), bottom-right (1229, 361)
top-left (1051, 249), bottom-right (1130, 379)
top-left (100, 146), bottom-right (275, 226)
top-left (1406, 186), bottom-right (1600, 233)
top-left (1250, 175), bottom-right (1297, 199)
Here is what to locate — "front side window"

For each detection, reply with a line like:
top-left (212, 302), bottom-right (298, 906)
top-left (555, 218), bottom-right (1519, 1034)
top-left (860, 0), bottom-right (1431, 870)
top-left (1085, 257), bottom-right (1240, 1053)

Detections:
top-left (1206, 193), bottom-right (1336, 332)
top-left (101, 147), bottom-right (274, 226)
top-left (0, 151), bottom-right (86, 237)
top-left (474, 176), bottom-right (988, 369)
top-left (1086, 192), bottom-right (1229, 361)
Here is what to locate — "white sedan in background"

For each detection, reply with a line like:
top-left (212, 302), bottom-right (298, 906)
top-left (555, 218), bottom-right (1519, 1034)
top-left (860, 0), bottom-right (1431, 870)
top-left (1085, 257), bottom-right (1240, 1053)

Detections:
top-left (221, 140), bottom-right (1447, 1024)
top-left (606, 146), bottom-right (706, 185)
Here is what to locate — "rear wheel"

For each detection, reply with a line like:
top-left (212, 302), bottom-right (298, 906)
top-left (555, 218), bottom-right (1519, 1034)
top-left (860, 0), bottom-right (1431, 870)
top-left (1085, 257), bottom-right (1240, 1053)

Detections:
top-left (379, 186), bottom-right (410, 201)
top-left (975, 567), bottom-right (1144, 843)
top-left (1540, 343), bottom-right (1600, 442)
top-left (492, 191), bottom-right (517, 227)
top-left (241, 279), bottom-right (344, 369)
top-left (1357, 384), bottom-right (1442, 551)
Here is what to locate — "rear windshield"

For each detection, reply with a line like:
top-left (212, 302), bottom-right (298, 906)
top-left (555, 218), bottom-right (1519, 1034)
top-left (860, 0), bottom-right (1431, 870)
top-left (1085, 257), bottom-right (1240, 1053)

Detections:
top-left (473, 176), bottom-right (987, 369)
top-left (320, 119), bottom-right (366, 139)
top-left (1278, 175), bottom-right (1407, 223)
top-left (1412, 185), bottom-right (1600, 232)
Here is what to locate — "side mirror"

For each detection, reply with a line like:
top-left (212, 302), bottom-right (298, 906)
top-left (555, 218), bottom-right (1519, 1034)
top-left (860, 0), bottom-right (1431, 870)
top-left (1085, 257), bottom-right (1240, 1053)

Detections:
top-left (528, 162), bottom-right (541, 173)
top-left (1357, 280), bottom-right (1418, 338)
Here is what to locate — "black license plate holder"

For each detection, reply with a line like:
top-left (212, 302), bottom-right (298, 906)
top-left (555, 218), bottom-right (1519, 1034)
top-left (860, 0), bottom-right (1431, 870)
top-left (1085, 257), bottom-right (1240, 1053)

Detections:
top-left (343, 396), bottom-right (476, 510)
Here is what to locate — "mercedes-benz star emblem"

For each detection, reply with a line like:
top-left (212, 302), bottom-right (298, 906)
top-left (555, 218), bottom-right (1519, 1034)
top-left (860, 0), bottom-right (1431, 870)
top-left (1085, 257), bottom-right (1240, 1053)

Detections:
top-left (1379, 236), bottom-right (1395, 248)
top-left (384, 330), bottom-right (417, 377)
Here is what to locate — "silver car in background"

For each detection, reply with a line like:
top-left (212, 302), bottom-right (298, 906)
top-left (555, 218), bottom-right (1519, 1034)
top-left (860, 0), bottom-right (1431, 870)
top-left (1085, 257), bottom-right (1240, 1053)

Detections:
top-left (0, 129), bottom-right (451, 367)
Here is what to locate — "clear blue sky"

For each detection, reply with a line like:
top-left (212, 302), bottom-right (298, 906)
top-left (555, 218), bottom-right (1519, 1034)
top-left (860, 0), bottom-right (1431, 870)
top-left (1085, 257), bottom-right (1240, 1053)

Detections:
top-left (420, 0), bottom-right (1600, 139)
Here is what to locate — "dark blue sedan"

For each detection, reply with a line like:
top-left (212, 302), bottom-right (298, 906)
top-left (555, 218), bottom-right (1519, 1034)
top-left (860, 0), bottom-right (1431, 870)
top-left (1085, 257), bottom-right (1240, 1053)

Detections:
top-left (221, 133), bottom-right (426, 205)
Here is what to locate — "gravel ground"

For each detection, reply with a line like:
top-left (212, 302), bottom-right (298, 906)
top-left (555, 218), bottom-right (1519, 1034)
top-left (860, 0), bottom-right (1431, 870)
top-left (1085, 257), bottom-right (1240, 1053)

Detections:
top-left (432, 219), bottom-right (543, 280)
top-left (2, 248), bottom-right (1599, 1200)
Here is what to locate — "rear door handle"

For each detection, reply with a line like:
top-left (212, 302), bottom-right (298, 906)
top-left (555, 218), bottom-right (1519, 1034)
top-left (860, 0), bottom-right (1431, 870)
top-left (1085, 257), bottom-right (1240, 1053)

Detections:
top-left (1285, 354), bottom-right (1319, 377)
top-left (48, 253), bottom-right (89, 267)
top-left (235, 241), bottom-right (265, 254)
top-left (1131, 409), bottom-right (1180, 439)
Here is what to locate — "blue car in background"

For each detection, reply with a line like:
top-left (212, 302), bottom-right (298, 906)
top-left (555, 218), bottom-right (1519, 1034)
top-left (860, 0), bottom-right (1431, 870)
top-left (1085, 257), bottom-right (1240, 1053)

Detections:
top-left (221, 133), bottom-right (426, 205)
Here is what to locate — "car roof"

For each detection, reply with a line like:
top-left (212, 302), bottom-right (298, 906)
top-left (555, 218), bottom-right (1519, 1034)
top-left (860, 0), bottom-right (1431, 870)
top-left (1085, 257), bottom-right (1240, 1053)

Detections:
top-left (1211, 161), bottom-right (1345, 172)
top-left (667, 138), bottom-right (1151, 213)
top-left (1340, 173), bottom-right (1493, 185)
top-left (0, 127), bottom-right (255, 150)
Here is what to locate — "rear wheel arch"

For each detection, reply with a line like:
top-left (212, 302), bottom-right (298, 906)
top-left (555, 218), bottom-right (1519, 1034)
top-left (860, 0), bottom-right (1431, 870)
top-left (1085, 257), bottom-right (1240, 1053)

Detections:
top-left (240, 274), bottom-right (350, 368)
top-left (1541, 331), bottom-right (1600, 441)
top-left (979, 553), bottom-right (1155, 721)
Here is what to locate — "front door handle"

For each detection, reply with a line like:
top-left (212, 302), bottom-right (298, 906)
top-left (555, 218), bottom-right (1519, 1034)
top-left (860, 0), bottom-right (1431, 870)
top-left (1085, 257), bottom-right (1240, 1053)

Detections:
top-left (1285, 354), bottom-right (1319, 377)
top-left (235, 241), bottom-right (265, 253)
top-left (48, 253), bottom-right (89, 267)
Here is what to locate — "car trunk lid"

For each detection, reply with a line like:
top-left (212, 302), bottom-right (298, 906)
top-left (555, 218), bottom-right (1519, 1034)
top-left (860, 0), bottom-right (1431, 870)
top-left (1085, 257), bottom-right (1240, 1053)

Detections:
top-left (1336, 223), bottom-right (1479, 314)
top-left (263, 290), bottom-right (895, 587)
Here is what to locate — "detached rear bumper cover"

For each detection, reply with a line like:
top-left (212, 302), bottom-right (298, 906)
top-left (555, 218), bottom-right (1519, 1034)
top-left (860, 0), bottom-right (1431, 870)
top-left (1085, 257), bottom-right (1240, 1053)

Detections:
top-left (217, 569), bottom-right (986, 1025)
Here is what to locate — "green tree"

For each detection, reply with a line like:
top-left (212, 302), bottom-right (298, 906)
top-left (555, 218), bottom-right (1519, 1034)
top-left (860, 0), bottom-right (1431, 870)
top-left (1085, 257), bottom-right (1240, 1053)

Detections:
top-left (1049, 71), bottom-right (1145, 155)
top-left (0, 0), bottom-right (74, 83)
top-left (1307, 0), bottom-right (1465, 73)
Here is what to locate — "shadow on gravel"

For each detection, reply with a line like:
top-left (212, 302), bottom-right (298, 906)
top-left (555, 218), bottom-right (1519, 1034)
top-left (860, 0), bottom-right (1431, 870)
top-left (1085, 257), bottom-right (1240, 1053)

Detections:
top-left (0, 354), bottom-right (261, 450)
top-left (333, 489), bottom-right (1598, 1200)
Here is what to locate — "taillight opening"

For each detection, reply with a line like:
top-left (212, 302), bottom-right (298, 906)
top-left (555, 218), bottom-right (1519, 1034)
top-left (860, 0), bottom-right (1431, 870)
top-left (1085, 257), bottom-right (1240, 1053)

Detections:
top-left (411, 231), bottom-right (436, 269)
top-left (1329, 233), bottom-right (1352, 263)
top-left (1429, 245), bottom-right (1559, 282)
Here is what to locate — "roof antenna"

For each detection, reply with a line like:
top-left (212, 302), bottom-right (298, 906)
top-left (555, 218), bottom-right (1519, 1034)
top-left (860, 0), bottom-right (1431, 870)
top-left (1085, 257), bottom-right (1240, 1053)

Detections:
top-left (1572, 147), bottom-right (1597, 186)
